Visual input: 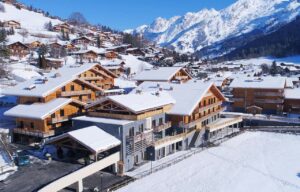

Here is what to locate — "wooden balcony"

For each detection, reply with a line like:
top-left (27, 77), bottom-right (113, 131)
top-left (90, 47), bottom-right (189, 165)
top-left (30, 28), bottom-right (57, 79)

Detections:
top-left (152, 121), bottom-right (172, 132)
top-left (48, 116), bottom-right (70, 124)
top-left (182, 107), bottom-right (225, 129)
top-left (79, 77), bottom-right (103, 81)
top-left (254, 92), bottom-right (284, 97)
top-left (255, 99), bottom-right (284, 104)
top-left (198, 101), bottom-right (223, 113)
top-left (61, 90), bottom-right (92, 97)
top-left (13, 128), bottom-right (54, 138)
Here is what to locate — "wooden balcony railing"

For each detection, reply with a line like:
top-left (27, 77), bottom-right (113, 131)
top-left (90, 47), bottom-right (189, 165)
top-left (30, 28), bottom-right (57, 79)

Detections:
top-left (254, 92), bottom-right (284, 97)
top-left (13, 128), bottom-right (54, 138)
top-left (181, 107), bottom-right (225, 129)
top-left (152, 121), bottom-right (172, 132)
top-left (198, 101), bottom-right (223, 113)
top-left (255, 99), bottom-right (284, 104)
top-left (48, 116), bottom-right (70, 124)
top-left (61, 90), bottom-right (92, 97)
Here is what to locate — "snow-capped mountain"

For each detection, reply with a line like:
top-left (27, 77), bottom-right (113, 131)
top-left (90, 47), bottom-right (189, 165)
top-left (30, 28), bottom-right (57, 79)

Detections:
top-left (129, 0), bottom-right (300, 56)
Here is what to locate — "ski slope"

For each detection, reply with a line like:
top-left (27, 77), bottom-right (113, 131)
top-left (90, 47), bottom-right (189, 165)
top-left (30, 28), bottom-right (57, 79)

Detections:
top-left (118, 132), bottom-right (300, 192)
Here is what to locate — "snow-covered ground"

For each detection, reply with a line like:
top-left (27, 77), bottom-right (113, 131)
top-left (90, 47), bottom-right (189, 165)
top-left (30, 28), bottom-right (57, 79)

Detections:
top-left (118, 132), bottom-right (300, 192)
top-left (231, 56), bottom-right (300, 66)
top-left (120, 54), bottom-right (152, 74)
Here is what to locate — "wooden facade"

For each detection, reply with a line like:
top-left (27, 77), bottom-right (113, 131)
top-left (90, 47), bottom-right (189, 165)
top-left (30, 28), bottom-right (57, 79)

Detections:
top-left (53, 23), bottom-right (71, 33)
top-left (75, 50), bottom-right (98, 63)
top-left (232, 88), bottom-right (284, 115)
top-left (87, 99), bottom-right (173, 121)
top-left (17, 64), bottom-right (116, 104)
top-left (169, 86), bottom-right (225, 130)
top-left (13, 101), bottom-right (84, 143)
top-left (8, 42), bottom-right (30, 58)
top-left (284, 99), bottom-right (300, 114)
top-left (3, 20), bottom-right (21, 29)
top-left (170, 69), bottom-right (192, 83)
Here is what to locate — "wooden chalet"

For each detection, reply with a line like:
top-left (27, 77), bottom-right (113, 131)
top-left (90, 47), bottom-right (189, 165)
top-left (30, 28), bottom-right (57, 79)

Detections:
top-left (99, 51), bottom-right (118, 60)
top-left (3, 20), bottom-right (21, 29)
top-left (53, 23), bottom-right (71, 33)
top-left (166, 83), bottom-right (227, 130)
top-left (72, 50), bottom-right (99, 63)
top-left (26, 40), bottom-right (43, 49)
top-left (284, 88), bottom-right (300, 116)
top-left (45, 58), bottom-right (64, 69)
top-left (86, 91), bottom-right (175, 121)
top-left (8, 41), bottom-right (30, 58)
top-left (230, 77), bottom-right (286, 115)
top-left (3, 63), bottom-right (117, 105)
top-left (72, 36), bottom-right (94, 46)
top-left (126, 48), bottom-right (145, 56)
top-left (5, 98), bottom-right (85, 144)
top-left (134, 67), bottom-right (192, 85)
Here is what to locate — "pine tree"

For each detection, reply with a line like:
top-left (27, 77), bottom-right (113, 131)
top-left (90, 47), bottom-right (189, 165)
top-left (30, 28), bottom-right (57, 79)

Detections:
top-left (96, 35), bottom-right (101, 48)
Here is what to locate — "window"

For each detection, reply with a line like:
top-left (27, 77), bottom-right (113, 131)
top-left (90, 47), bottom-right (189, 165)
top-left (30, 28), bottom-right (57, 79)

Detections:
top-left (71, 85), bottom-right (75, 91)
top-left (159, 118), bottom-right (163, 125)
top-left (81, 85), bottom-right (84, 90)
top-left (213, 98), bottom-right (216, 103)
top-left (30, 122), bottom-right (34, 129)
top-left (129, 127), bottom-right (134, 137)
top-left (51, 113), bottom-right (55, 118)
top-left (203, 100), bottom-right (206, 106)
top-left (60, 109), bottom-right (65, 117)
top-left (152, 120), bottom-right (156, 128)
top-left (139, 124), bottom-right (144, 133)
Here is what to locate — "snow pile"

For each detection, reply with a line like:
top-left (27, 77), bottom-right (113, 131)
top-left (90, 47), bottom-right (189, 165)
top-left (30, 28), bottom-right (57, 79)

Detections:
top-left (131, 0), bottom-right (300, 53)
top-left (118, 132), bottom-right (300, 192)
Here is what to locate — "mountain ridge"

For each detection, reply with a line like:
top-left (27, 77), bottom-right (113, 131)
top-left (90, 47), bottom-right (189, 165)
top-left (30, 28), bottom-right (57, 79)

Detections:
top-left (129, 0), bottom-right (300, 57)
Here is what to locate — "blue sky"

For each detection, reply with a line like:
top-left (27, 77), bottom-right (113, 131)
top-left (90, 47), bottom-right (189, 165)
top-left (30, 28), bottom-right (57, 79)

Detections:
top-left (19, 0), bottom-right (236, 30)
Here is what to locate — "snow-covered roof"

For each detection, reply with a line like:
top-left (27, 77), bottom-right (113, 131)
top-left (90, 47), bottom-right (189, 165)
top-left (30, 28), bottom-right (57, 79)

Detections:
top-left (134, 67), bottom-right (186, 81)
top-left (47, 126), bottom-right (121, 153)
top-left (2, 63), bottom-right (100, 97)
top-left (229, 77), bottom-right (287, 89)
top-left (73, 116), bottom-right (133, 125)
top-left (107, 91), bottom-right (175, 113)
top-left (4, 98), bottom-right (75, 119)
top-left (136, 81), bottom-right (225, 116)
top-left (284, 88), bottom-right (300, 100)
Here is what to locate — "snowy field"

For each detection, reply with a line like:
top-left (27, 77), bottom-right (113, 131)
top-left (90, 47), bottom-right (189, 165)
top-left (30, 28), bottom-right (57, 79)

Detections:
top-left (118, 132), bottom-right (300, 192)
top-left (232, 55), bottom-right (300, 66)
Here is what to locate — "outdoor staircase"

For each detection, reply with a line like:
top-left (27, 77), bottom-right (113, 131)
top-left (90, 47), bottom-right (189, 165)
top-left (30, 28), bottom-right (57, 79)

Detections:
top-left (189, 130), bottom-right (200, 148)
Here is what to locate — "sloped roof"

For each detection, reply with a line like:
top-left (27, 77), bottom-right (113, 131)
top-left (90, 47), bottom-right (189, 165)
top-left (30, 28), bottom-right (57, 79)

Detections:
top-left (4, 98), bottom-right (79, 119)
top-left (2, 63), bottom-right (102, 97)
top-left (107, 91), bottom-right (175, 114)
top-left (134, 67), bottom-right (189, 81)
top-left (136, 81), bottom-right (226, 116)
top-left (46, 126), bottom-right (121, 153)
